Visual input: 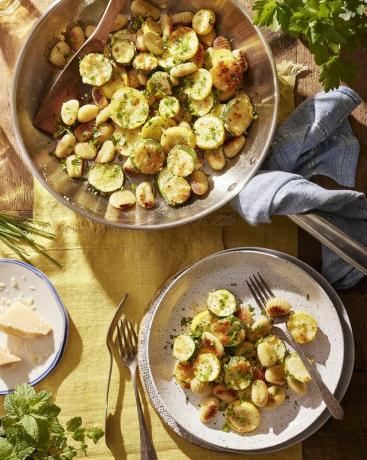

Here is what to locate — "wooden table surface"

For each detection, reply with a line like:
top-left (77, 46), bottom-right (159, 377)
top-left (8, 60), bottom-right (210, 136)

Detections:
top-left (0, 2), bottom-right (366, 459)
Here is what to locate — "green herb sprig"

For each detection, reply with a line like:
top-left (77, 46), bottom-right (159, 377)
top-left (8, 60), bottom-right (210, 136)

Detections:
top-left (0, 384), bottom-right (104, 460)
top-left (0, 213), bottom-right (61, 268)
top-left (253, 0), bottom-right (367, 91)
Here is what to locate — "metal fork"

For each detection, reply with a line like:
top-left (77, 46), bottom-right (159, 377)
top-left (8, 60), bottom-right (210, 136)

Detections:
top-left (247, 273), bottom-right (344, 420)
top-left (116, 317), bottom-right (158, 460)
top-left (105, 293), bottom-right (128, 442)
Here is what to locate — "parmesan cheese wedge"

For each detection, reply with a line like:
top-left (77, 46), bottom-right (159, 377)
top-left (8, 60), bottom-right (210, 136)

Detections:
top-left (0, 303), bottom-right (52, 338)
top-left (0, 347), bottom-right (21, 366)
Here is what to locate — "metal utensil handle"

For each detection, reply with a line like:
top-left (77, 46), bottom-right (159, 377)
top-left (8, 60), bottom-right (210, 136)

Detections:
top-left (131, 369), bottom-right (158, 460)
top-left (281, 325), bottom-right (344, 420)
top-left (90, 0), bottom-right (124, 44)
top-left (289, 213), bottom-right (367, 276)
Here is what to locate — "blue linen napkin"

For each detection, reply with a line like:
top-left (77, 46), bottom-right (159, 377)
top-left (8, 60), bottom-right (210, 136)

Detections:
top-left (231, 86), bottom-right (367, 289)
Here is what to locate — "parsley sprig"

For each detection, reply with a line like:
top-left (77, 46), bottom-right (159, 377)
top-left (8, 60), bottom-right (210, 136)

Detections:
top-left (0, 384), bottom-right (104, 460)
top-left (253, 0), bottom-right (367, 91)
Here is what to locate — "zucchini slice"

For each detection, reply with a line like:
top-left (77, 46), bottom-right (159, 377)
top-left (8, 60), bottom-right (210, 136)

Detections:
top-left (159, 96), bottom-right (180, 119)
top-left (168, 27), bottom-right (199, 61)
top-left (159, 174), bottom-right (191, 206)
top-left (166, 145), bottom-right (197, 177)
top-left (161, 126), bottom-right (196, 154)
top-left (111, 38), bottom-right (135, 64)
top-left (193, 352), bottom-right (221, 382)
top-left (147, 71), bottom-right (172, 98)
top-left (88, 163), bottom-right (124, 193)
top-left (189, 93), bottom-right (214, 117)
top-left (190, 310), bottom-right (212, 336)
top-left (261, 335), bottom-right (286, 363)
top-left (110, 88), bottom-right (149, 129)
top-left (193, 115), bottom-right (225, 150)
top-left (201, 331), bottom-right (224, 357)
top-left (224, 356), bottom-right (253, 390)
top-left (141, 116), bottom-right (176, 141)
top-left (173, 335), bottom-right (196, 362)
top-left (157, 167), bottom-right (173, 191)
top-left (223, 93), bottom-right (254, 136)
top-left (130, 139), bottom-right (165, 174)
top-left (184, 69), bottom-right (213, 101)
top-left (226, 401), bottom-right (260, 433)
top-left (287, 311), bottom-right (318, 344)
top-left (113, 127), bottom-right (141, 157)
top-left (79, 53), bottom-right (113, 87)
top-left (207, 289), bottom-right (237, 317)
top-left (284, 352), bottom-right (311, 383)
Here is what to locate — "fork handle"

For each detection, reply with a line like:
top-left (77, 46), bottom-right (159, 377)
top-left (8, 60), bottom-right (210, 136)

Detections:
top-left (131, 370), bottom-right (158, 460)
top-left (281, 326), bottom-right (344, 420)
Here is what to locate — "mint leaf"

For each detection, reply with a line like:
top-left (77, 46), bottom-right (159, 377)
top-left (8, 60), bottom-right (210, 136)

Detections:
top-left (86, 427), bottom-right (104, 444)
top-left (0, 438), bottom-right (17, 460)
top-left (30, 389), bottom-right (53, 413)
top-left (14, 442), bottom-right (35, 460)
top-left (4, 396), bottom-right (18, 418)
top-left (21, 414), bottom-right (39, 442)
top-left (59, 445), bottom-right (78, 459)
top-left (72, 427), bottom-right (85, 443)
top-left (66, 417), bottom-right (82, 432)
top-left (1, 384), bottom-right (103, 458)
top-left (14, 383), bottom-right (36, 401)
top-left (44, 404), bottom-right (61, 418)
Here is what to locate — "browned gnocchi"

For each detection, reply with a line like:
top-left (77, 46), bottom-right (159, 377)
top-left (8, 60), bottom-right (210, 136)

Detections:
top-left (50, 1), bottom-right (254, 209)
top-left (171, 288), bottom-right (318, 433)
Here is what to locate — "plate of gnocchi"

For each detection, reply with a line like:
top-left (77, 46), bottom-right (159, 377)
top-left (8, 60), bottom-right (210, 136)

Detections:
top-left (138, 248), bottom-right (354, 453)
top-left (13, 0), bottom-right (278, 229)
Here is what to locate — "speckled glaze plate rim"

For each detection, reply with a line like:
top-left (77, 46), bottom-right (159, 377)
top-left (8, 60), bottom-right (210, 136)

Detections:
top-left (138, 247), bottom-right (354, 454)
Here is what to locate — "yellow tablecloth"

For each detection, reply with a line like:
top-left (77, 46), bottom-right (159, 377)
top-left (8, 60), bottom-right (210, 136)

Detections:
top-left (29, 184), bottom-right (300, 460)
top-left (0, 2), bottom-right (301, 459)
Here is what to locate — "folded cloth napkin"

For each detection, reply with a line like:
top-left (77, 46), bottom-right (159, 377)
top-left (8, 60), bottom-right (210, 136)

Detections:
top-left (232, 86), bottom-right (367, 289)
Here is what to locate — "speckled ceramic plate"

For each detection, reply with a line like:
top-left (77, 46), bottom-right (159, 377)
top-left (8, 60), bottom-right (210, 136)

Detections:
top-left (0, 259), bottom-right (68, 395)
top-left (138, 248), bottom-right (354, 453)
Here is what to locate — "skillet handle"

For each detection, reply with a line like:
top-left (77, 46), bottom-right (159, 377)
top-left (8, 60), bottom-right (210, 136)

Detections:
top-left (289, 213), bottom-right (367, 277)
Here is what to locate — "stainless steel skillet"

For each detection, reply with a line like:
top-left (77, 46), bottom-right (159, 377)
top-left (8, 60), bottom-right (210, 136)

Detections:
top-left (12, 0), bottom-right (279, 229)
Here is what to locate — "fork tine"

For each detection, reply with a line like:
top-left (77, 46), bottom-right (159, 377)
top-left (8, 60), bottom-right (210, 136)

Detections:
top-left (252, 274), bottom-right (270, 301)
top-left (126, 318), bottom-right (138, 354)
top-left (246, 280), bottom-right (266, 314)
top-left (257, 272), bottom-right (274, 297)
top-left (121, 318), bottom-right (133, 358)
top-left (249, 275), bottom-right (268, 305)
top-left (116, 321), bottom-right (126, 358)
top-left (130, 320), bottom-right (139, 352)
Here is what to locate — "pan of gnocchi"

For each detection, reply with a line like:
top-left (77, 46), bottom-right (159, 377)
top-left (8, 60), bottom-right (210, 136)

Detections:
top-left (13, 0), bottom-right (279, 228)
top-left (139, 248), bottom-right (354, 452)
